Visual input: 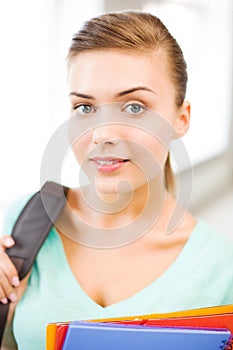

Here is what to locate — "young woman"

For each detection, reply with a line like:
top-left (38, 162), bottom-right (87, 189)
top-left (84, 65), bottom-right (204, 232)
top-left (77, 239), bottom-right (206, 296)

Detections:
top-left (1, 11), bottom-right (233, 350)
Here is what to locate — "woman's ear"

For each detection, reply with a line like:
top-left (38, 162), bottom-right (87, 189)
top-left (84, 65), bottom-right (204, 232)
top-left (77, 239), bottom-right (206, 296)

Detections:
top-left (173, 101), bottom-right (191, 138)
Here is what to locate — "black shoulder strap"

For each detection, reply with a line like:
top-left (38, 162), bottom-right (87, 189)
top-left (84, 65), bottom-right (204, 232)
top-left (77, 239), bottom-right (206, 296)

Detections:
top-left (0, 181), bottom-right (69, 346)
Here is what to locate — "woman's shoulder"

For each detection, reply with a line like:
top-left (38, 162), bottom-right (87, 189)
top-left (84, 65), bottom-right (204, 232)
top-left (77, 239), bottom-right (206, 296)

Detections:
top-left (191, 218), bottom-right (233, 260)
top-left (195, 219), bottom-right (233, 242)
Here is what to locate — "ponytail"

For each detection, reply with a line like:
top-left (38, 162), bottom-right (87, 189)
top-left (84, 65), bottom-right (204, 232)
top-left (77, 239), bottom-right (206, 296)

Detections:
top-left (164, 153), bottom-right (176, 196)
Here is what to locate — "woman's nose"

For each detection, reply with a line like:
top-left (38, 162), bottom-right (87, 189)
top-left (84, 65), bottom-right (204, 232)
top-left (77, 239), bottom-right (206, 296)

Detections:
top-left (92, 126), bottom-right (120, 145)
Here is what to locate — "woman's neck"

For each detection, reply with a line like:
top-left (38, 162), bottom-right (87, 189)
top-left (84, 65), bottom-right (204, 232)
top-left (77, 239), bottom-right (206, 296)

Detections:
top-left (76, 173), bottom-right (168, 229)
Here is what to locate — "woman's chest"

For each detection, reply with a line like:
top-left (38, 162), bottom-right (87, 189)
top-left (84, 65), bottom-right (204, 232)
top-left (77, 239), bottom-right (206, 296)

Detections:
top-left (60, 235), bottom-right (187, 308)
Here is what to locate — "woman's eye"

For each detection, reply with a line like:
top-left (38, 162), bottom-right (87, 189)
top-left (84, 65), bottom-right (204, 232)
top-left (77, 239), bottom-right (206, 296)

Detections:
top-left (123, 103), bottom-right (145, 115)
top-left (74, 104), bottom-right (96, 115)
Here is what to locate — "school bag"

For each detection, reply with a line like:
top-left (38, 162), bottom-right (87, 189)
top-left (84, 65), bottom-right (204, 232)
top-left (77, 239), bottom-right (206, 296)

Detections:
top-left (0, 181), bottom-right (68, 346)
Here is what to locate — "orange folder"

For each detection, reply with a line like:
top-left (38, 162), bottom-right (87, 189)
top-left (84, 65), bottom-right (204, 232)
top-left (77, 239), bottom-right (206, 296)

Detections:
top-left (46, 323), bottom-right (57, 350)
top-left (91, 304), bottom-right (233, 323)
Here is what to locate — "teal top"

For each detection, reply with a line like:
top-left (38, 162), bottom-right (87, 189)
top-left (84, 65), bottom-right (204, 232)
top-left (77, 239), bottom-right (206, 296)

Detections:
top-left (2, 193), bottom-right (233, 350)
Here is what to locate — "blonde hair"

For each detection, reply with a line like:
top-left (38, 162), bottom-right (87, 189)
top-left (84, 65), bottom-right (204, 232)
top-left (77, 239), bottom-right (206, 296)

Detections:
top-left (67, 11), bottom-right (188, 195)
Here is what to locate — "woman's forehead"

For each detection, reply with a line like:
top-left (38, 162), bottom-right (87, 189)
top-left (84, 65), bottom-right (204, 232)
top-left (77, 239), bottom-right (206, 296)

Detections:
top-left (67, 49), bottom-right (171, 93)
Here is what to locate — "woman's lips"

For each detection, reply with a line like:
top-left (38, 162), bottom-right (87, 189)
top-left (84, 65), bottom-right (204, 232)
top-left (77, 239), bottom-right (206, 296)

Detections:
top-left (90, 157), bottom-right (129, 173)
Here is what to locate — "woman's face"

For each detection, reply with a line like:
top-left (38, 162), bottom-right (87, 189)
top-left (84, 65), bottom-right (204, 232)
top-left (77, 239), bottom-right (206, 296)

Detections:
top-left (67, 49), bottom-right (190, 194)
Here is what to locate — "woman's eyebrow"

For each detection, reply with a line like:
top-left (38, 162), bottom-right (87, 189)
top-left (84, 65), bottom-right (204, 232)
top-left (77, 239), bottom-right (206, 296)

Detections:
top-left (69, 92), bottom-right (95, 100)
top-left (69, 86), bottom-right (156, 100)
top-left (115, 86), bottom-right (157, 97)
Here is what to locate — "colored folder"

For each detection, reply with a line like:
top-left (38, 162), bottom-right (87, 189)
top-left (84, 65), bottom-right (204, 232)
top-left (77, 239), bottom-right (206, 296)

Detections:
top-left (91, 304), bottom-right (233, 323)
top-left (46, 304), bottom-right (233, 349)
top-left (117, 313), bottom-right (233, 348)
top-left (61, 321), bottom-right (231, 350)
top-left (46, 323), bottom-right (57, 350)
top-left (46, 322), bottom-right (69, 350)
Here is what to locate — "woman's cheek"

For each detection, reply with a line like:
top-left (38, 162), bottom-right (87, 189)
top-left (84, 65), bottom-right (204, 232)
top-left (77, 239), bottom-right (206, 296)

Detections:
top-left (71, 134), bottom-right (91, 164)
top-left (130, 128), bottom-right (169, 167)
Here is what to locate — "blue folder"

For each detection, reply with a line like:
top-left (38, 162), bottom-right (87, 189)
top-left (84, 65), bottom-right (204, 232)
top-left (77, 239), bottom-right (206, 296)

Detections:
top-left (62, 321), bottom-right (231, 350)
